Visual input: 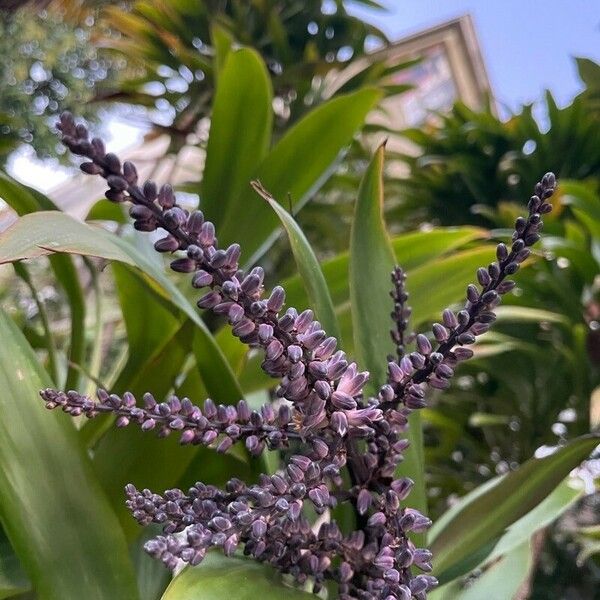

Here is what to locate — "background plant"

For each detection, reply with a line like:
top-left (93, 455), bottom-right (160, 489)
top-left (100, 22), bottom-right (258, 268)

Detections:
top-left (0, 2), bottom-right (598, 599)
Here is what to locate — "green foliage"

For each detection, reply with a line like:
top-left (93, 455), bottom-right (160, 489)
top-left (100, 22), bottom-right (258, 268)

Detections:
top-left (0, 9), bottom-right (120, 164)
top-left (397, 91), bottom-right (600, 226)
top-left (99, 0), bottom-right (388, 144)
top-left (0, 18), bottom-right (598, 598)
top-left (0, 310), bottom-right (139, 599)
top-left (162, 554), bottom-right (315, 600)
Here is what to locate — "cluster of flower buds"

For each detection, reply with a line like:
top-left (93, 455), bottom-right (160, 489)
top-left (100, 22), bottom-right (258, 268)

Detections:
top-left (40, 389), bottom-right (300, 455)
top-left (389, 267), bottom-right (413, 362)
top-left (380, 172), bottom-right (556, 410)
top-left (45, 112), bottom-right (556, 599)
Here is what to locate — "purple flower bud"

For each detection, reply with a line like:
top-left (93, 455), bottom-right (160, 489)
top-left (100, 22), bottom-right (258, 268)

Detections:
top-left (199, 222), bottom-right (216, 246)
top-left (154, 235), bottom-right (180, 253)
top-left (197, 291), bottom-right (222, 309)
top-left (287, 345), bottom-right (303, 363)
top-left (357, 489), bottom-right (372, 515)
top-left (497, 279), bottom-right (516, 294)
top-left (330, 411), bottom-right (348, 436)
top-left (416, 334), bottom-right (432, 355)
top-left (294, 309), bottom-right (314, 333)
top-left (331, 391), bottom-right (357, 410)
top-left (442, 308), bottom-right (458, 329)
top-left (266, 286), bottom-right (285, 312)
top-left (466, 284), bottom-right (480, 303)
top-left (157, 184), bottom-right (175, 209)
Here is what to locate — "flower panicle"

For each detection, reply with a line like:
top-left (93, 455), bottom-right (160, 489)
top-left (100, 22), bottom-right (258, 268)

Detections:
top-left (53, 112), bottom-right (438, 598)
top-left (51, 111), bottom-right (556, 599)
top-left (56, 111), bottom-right (378, 441)
top-left (381, 171), bottom-right (557, 410)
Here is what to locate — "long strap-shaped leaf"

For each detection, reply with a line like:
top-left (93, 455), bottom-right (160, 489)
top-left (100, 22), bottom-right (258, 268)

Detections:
top-left (255, 180), bottom-right (342, 342)
top-left (349, 144), bottom-right (426, 520)
top-left (218, 88), bottom-right (382, 264)
top-left (0, 211), bottom-right (243, 404)
top-left (201, 48), bottom-right (273, 229)
top-left (430, 435), bottom-right (599, 583)
top-left (0, 310), bottom-right (139, 599)
top-left (0, 171), bottom-right (87, 391)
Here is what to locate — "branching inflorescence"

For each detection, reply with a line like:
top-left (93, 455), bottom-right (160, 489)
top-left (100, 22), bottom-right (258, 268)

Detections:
top-left (40, 112), bottom-right (557, 600)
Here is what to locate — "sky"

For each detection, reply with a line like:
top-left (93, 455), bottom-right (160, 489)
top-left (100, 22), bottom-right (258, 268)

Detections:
top-left (351, 0), bottom-right (600, 111)
top-left (9, 1), bottom-right (600, 190)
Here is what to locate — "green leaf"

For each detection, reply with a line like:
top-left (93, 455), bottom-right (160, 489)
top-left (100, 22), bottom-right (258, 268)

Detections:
top-left (282, 227), bottom-right (488, 317)
top-left (0, 212), bottom-right (135, 266)
top-left (130, 527), bottom-right (171, 600)
top-left (349, 144), bottom-right (426, 520)
top-left (111, 263), bottom-right (183, 394)
top-left (48, 255), bottom-right (86, 390)
top-left (210, 23), bottom-right (234, 79)
top-left (430, 541), bottom-right (533, 600)
top-left (0, 175), bottom-right (90, 391)
top-left (92, 324), bottom-right (200, 538)
top-left (485, 479), bottom-right (580, 564)
top-left (255, 181), bottom-right (341, 341)
top-left (0, 535), bottom-right (29, 599)
top-left (429, 435), bottom-right (599, 583)
top-left (407, 246), bottom-right (497, 327)
top-left (0, 310), bottom-right (139, 599)
top-left (0, 211), bottom-right (242, 404)
top-left (201, 48), bottom-right (273, 230)
top-left (161, 554), bottom-right (315, 600)
top-left (350, 144), bottom-right (396, 389)
top-left (218, 88), bottom-right (382, 263)
top-left (86, 199), bottom-right (128, 224)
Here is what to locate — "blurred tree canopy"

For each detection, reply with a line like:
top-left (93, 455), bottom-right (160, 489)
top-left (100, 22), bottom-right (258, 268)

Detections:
top-left (0, 0), bottom-right (390, 163)
top-left (0, 6), bottom-right (122, 163)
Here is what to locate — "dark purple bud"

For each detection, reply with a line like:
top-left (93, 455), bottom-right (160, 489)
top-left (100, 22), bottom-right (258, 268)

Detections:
top-left (457, 332), bottom-right (476, 345)
top-left (104, 152), bottom-right (121, 174)
top-left (122, 161), bottom-right (138, 184)
top-left (287, 345), bottom-right (303, 363)
top-left (192, 270), bottom-right (213, 288)
top-left (391, 478), bottom-right (414, 500)
top-left (496, 242), bottom-right (508, 261)
top-left (158, 184), bottom-right (175, 209)
top-left (388, 361), bottom-right (403, 383)
top-left (154, 235), bottom-right (180, 253)
top-left (466, 284), bottom-right (479, 303)
top-left (515, 216), bottom-right (526, 233)
top-left (331, 391), bottom-right (357, 411)
top-left (409, 352), bottom-right (426, 369)
top-left (105, 189), bottom-right (124, 203)
top-left (267, 286), bottom-right (285, 312)
top-left (476, 267), bottom-right (491, 286)
top-left (481, 290), bottom-right (498, 305)
top-left (200, 222), bottom-right (216, 246)
top-left (143, 181), bottom-right (157, 201)
top-left (163, 207), bottom-right (187, 229)
top-left (339, 562), bottom-right (353, 583)
top-left (197, 291), bottom-right (222, 309)
top-left (170, 258), bottom-right (197, 273)
top-left (357, 489), bottom-right (371, 515)
top-left (80, 161), bottom-right (103, 175)
top-left (442, 308), bottom-right (458, 329)
top-left (416, 334), bottom-right (432, 355)
top-left (294, 309), bottom-right (314, 333)
top-left (330, 411), bottom-right (348, 436)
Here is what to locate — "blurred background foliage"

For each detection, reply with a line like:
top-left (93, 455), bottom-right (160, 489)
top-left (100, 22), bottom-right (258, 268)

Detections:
top-left (0, 1), bottom-right (599, 599)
